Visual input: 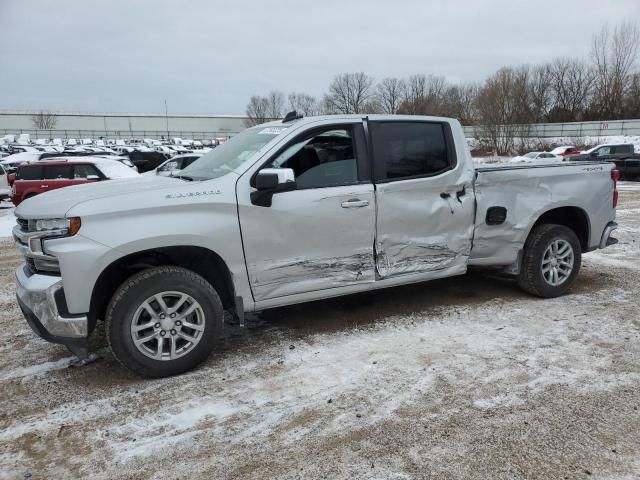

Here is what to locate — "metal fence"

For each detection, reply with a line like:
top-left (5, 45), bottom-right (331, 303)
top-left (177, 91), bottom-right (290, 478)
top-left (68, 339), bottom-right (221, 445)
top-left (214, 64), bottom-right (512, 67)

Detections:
top-left (0, 129), bottom-right (238, 141)
top-left (463, 119), bottom-right (640, 139)
top-left (3, 118), bottom-right (640, 142)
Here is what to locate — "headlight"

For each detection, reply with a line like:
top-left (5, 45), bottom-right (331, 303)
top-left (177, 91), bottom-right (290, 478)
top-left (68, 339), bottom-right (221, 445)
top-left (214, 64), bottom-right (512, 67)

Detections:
top-left (33, 217), bottom-right (81, 236)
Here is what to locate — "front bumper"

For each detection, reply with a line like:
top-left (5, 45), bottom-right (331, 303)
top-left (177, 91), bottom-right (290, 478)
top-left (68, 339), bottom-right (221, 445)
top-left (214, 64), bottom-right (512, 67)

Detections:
top-left (15, 265), bottom-right (89, 353)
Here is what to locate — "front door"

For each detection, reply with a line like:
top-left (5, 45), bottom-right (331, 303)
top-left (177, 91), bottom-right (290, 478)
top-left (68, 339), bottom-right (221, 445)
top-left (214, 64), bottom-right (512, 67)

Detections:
top-left (238, 123), bottom-right (376, 301)
top-left (369, 120), bottom-right (475, 278)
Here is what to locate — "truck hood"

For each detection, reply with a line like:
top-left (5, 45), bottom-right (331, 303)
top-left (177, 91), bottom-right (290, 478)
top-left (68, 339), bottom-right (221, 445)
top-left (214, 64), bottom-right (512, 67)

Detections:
top-left (15, 175), bottom-right (185, 218)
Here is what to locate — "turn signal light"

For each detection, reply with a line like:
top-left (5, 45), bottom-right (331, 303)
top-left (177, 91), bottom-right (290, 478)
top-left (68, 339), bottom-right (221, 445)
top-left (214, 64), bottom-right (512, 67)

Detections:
top-left (69, 217), bottom-right (82, 236)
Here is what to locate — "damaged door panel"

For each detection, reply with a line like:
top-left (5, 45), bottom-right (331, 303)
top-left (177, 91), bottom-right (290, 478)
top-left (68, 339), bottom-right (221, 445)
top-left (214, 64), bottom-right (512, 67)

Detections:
top-left (370, 120), bottom-right (475, 279)
top-left (238, 123), bottom-right (375, 301)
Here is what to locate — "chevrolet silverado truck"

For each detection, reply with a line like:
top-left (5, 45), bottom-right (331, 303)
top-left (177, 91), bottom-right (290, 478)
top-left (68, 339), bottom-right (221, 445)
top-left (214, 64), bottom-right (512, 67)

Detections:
top-left (13, 114), bottom-right (620, 377)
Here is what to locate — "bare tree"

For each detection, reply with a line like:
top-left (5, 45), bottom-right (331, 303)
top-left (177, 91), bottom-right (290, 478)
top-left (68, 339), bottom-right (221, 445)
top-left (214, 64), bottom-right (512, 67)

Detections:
top-left (474, 67), bottom-right (534, 154)
top-left (376, 77), bottom-right (406, 114)
top-left (548, 57), bottom-right (594, 122)
top-left (591, 21), bottom-right (640, 118)
top-left (398, 74), bottom-right (448, 115)
top-left (244, 95), bottom-right (270, 126)
top-left (266, 90), bottom-right (285, 119)
top-left (323, 72), bottom-right (375, 114)
top-left (528, 63), bottom-right (554, 122)
top-left (287, 92), bottom-right (320, 116)
top-left (30, 111), bottom-right (58, 130)
top-left (244, 90), bottom-right (285, 126)
top-left (440, 83), bottom-right (479, 125)
top-left (625, 72), bottom-right (640, 118)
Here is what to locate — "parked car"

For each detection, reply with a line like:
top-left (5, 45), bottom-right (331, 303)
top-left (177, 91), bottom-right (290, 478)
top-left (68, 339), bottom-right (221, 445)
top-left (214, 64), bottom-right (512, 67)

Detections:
top-left (1, 152), bottom-right (45, 173)
top-left (512, 152), bottom-right (563, 162)
top-left (13, 114), bottom-right (619, 377)
top-left (570, 144), bottom-right (640, 179)
top-left (94, 154), bottom-right (139, 171)
top-left (121, 150), bottom-right (168, 173)
top-left (11, 157), bottom-right (139, 206)
top-left (152, 153), bottom-right (204, 176)
top-left (550, 146), bottom-right (581, 158)
top-left (0, 164), bottom-right (10, 200)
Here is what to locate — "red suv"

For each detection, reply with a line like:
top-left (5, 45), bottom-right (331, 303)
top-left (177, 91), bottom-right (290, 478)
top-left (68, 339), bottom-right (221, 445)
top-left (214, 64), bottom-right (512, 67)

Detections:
top-left (11, 158), bottom-right (138, 205)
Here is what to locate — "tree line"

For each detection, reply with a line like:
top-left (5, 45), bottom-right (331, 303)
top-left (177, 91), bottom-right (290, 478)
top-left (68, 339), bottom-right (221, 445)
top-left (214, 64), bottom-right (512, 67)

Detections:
top-left (245, 22), bottom-right (640, 142)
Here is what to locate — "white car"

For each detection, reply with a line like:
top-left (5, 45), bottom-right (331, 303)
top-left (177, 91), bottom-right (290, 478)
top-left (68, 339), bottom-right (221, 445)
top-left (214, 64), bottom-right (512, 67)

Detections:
top-left (95, 154), bottom-right (139, 171)
top-left (0, 152), bottom-right (44, 172)
top-left (0, 163), bottom-right (10, 200)
top-left (150, 153), bottom-right (204, 176)
top-left (512, 151), bottom-right (563, 163)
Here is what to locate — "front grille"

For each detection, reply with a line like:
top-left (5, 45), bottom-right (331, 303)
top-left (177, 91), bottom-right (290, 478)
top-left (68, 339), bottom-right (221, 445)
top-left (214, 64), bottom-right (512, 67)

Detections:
top-left (26, 257), bottom-right (36, 272)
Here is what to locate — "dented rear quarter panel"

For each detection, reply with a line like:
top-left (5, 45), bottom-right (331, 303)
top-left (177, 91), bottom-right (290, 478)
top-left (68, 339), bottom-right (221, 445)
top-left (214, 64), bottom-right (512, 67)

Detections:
top-left (470, 162), bottom-right (616, 266)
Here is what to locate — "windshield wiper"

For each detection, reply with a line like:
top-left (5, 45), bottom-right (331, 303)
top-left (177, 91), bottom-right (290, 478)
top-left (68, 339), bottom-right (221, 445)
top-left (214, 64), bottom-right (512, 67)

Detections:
top-left (172, 175), bottom-right (194, 182)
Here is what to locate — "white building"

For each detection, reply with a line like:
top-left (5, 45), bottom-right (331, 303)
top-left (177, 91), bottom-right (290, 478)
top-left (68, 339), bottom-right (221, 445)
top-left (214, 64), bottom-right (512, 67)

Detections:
top-left (0, 110), bottom-right (250, 140)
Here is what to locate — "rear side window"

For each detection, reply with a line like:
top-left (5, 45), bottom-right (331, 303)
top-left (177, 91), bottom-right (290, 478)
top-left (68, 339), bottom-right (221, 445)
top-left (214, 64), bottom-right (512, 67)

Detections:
top-left (43, 165), bottom-right (72, 179)
top-left (16, 165), bottom-right (43, 180)
top-left (613, 145), bottom-right (632, 154)
top-left (370, 122), bottom-right (453, 181)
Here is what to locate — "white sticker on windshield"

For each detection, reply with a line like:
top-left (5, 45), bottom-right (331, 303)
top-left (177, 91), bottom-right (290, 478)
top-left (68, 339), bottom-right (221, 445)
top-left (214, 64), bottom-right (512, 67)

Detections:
top-left (258, 127), bottom-right (287, 135)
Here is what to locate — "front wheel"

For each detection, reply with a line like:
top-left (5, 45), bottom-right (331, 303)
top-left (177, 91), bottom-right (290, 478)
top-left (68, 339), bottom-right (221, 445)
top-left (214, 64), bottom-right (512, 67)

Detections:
top-left (106, 266), bottom-right (224, 378)
top-left (517, 224), bottom-right (582, 298)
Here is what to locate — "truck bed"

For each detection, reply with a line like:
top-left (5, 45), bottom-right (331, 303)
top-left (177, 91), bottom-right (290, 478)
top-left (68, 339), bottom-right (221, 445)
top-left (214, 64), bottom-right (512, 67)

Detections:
top-left (469, 160), bottom-right (616, 268)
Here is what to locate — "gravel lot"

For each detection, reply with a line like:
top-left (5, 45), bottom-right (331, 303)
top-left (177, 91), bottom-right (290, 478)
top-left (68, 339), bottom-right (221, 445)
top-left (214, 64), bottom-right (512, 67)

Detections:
top-left (1, 184), bottom-right (639, 480)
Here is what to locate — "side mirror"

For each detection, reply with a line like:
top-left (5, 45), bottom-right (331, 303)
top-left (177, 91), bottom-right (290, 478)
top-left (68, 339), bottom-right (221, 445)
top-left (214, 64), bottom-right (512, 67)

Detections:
top-left (251, 168), bottom-right (296, 207)
top-left (86, 175), bottom-right (101, 181)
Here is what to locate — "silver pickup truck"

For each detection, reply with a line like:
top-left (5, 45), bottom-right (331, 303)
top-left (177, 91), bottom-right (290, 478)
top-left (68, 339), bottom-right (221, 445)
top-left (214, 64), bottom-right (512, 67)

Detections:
top-left (13, 114), bottom-right (619, 377)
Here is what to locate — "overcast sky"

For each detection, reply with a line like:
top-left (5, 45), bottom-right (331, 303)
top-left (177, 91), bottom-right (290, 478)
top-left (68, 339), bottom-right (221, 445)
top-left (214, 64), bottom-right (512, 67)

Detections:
top-left (0, 0), bottom-right (638, 115)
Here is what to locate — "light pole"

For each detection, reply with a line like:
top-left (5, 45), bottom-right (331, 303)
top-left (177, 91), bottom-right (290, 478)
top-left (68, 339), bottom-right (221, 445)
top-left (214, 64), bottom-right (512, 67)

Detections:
top-left (164, 99), bottom-right (169, 140)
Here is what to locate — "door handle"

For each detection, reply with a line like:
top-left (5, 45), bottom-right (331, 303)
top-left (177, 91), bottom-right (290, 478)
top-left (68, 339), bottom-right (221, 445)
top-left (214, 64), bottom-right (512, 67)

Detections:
top-left (41, 185), bottom-right (49, 188)
top-left (341, 199), bottom-right (369, 208)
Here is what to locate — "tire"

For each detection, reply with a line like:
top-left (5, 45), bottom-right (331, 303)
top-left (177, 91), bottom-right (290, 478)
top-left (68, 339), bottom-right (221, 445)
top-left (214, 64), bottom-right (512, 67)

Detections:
top-left (106, 266), bottom-right (224, 378)
top-left (517, 224), bottom-right (582, 298)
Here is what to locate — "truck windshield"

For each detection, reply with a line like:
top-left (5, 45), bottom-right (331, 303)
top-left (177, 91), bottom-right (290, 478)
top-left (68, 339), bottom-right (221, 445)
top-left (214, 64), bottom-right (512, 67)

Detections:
top-left (179, 125), bottom-right (288, 180)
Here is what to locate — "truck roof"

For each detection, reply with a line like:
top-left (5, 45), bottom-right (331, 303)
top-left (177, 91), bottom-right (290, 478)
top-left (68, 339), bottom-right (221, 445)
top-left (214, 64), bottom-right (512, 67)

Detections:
top-left (262, 114), bottom-right (459, 128)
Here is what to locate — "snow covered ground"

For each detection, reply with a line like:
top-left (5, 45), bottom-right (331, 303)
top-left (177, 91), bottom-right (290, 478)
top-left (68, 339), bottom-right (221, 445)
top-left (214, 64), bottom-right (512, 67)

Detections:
top-left (0, 185), bottom-right (639, 479)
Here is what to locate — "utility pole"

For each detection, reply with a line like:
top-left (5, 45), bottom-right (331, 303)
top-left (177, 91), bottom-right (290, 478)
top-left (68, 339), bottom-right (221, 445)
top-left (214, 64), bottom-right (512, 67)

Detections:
top-left (164, 99), bottom-right (169, 140)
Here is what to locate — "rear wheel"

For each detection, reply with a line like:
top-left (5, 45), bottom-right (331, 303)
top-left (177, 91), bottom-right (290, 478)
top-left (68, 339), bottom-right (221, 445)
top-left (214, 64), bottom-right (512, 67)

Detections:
top-left (517, 224), bottom-right (581, 298)
top-left (106, 266), bottom-right (223, 378)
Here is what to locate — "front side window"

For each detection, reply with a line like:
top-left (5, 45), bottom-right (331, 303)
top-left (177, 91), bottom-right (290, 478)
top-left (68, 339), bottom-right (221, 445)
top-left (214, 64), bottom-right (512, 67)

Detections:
top-left (264, 128), bottom-right (358, 189)
top-left (370, 122), bottom-right (452, 181)
top-left (43, 165), bottom-right (72, 179)
top-left (596, 147), bottom-right (611, 156)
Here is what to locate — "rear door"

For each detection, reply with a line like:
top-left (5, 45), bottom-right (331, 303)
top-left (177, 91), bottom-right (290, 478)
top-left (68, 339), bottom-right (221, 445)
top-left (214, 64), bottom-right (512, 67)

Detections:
top-left (369, 120), bottom-right (475, 278)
